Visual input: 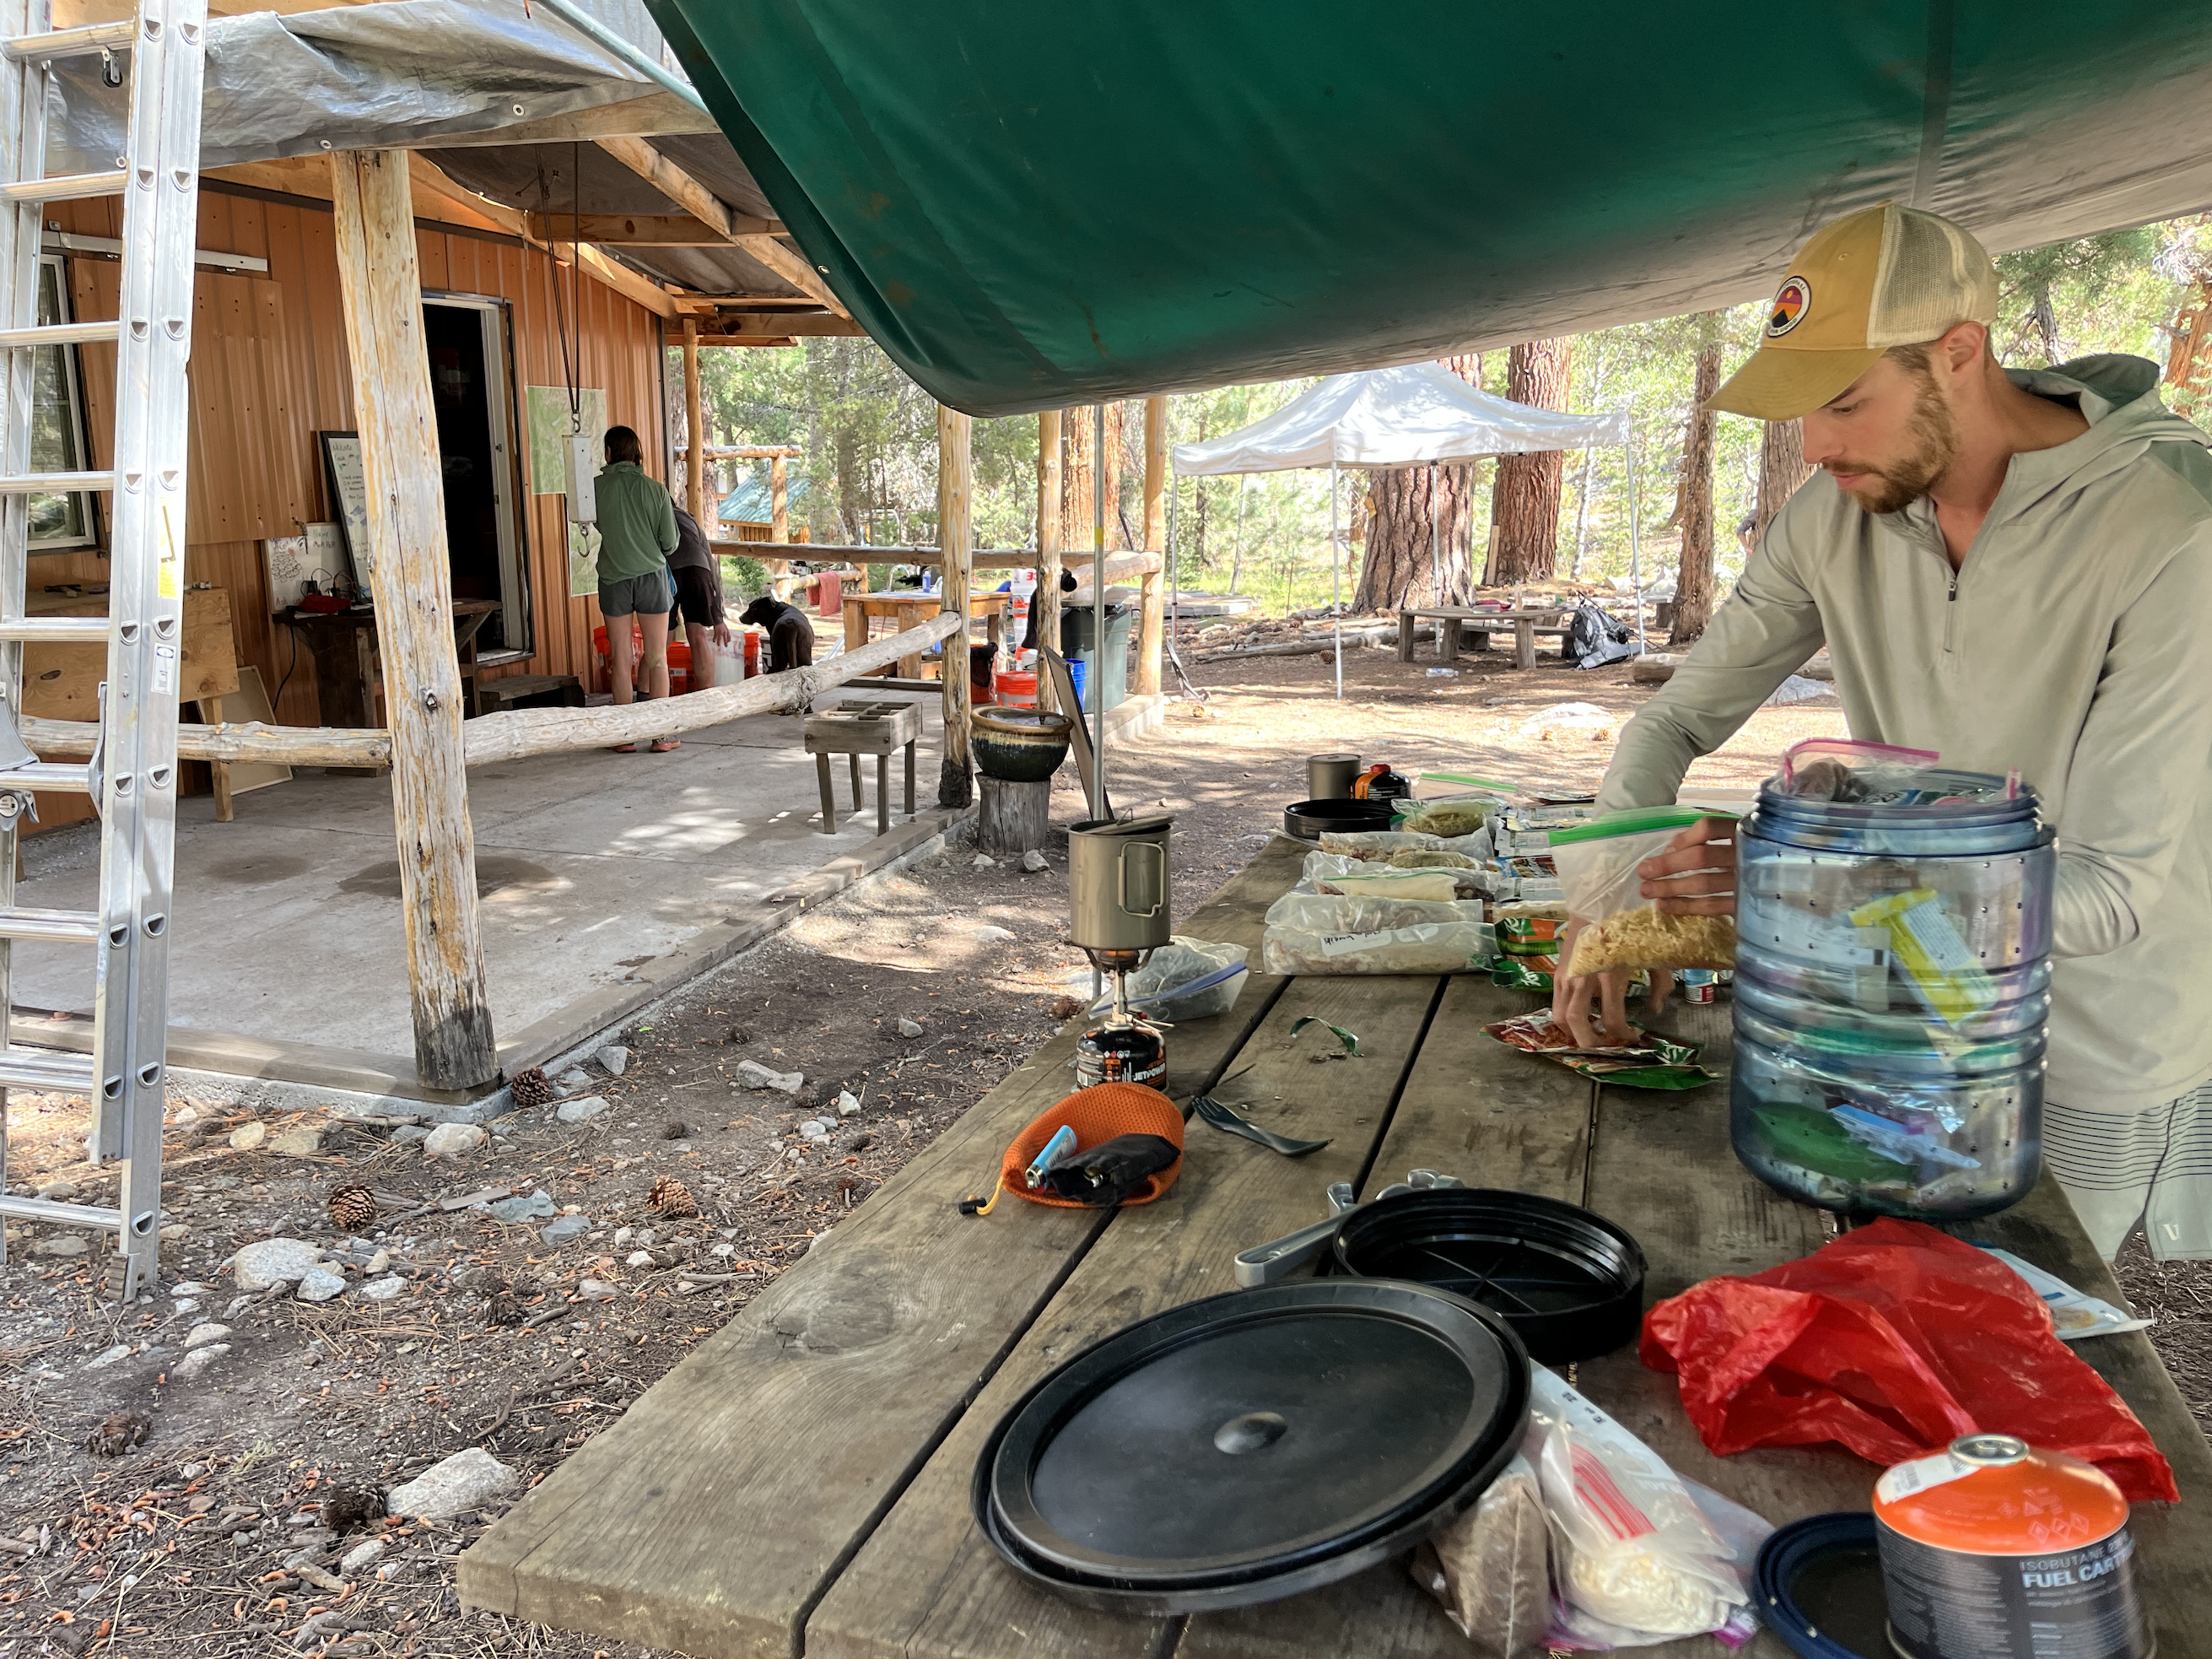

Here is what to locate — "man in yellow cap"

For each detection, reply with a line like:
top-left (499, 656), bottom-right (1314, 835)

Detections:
top-left (1556, 201), bottom-right (2212, 1262)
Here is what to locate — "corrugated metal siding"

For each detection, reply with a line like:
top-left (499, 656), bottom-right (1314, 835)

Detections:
top-left (39, 187), bottom-right (670, 734)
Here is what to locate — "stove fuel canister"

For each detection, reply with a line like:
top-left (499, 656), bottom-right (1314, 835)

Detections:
top-left (1873, 1433), bottom-right (2151, 1659)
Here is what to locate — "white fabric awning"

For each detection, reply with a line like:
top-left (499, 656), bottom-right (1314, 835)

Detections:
top-left (1171, 362), bottom-right (1630, 477)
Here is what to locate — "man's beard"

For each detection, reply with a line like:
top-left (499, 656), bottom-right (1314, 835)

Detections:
top-left (1826, 376), bottom-right (1961, 514)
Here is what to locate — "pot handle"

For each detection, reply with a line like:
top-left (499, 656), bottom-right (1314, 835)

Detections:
top-left (1119, 840), bottom-right (1165, 918)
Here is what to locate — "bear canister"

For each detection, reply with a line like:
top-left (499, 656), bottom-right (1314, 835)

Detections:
top-left (1873, 1433), bottom-right (2151, 1659)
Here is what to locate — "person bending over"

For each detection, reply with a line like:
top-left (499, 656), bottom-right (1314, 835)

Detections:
top-left (667, 504), bottom-right (733, 689)
top-left (594, 425), bottom-right (681, 753)
top-left (1555, 202), bottom-right (2212, 1262)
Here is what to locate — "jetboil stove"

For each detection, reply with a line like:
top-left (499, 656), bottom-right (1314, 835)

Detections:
top-left (1066, 814), bottom-right (1173, 1089)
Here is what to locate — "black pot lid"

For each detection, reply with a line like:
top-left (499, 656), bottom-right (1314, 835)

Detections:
top-left (1755, 1511), bottom-right (1886, 1659)
top-left (1330, 1189), bottom-right (1648, 1364)
top-left (974, 1279), bottom-right (1529, 1613)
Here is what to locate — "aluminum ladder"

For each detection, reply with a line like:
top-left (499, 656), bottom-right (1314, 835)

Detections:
top-left (0, 0), bottom-right (204, 1300)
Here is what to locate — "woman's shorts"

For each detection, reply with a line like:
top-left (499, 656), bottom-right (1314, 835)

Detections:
top-left (598, 569), bottom-right (674, 617)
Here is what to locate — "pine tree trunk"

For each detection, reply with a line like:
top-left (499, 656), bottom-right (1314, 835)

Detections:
top-left (1755, 419), bottom-right (1814, 543)
top-left (1490, 338), bottom-right (1573, 585)
top-left (1351, 463), bottom-right (1477, 610)
top-left (1670, 315), bottom-right (1725, 646)
top-left (1103, 403), bottom-right (1125, 548)
top-left (1064, 408), bottom-right (1097, 550)
top-left (2165, 278), bottom-right (2212, 420)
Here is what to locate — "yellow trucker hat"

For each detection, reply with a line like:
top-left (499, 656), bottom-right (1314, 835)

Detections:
top-left (1708, 202), bottom-right (2000, 420)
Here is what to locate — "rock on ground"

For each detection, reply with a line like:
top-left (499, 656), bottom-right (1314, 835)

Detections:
top-left (554, 1095), bottom-right (609, 1124)
top-left (268, 1124), bottom-right (325, 1157)
top-left (30, 1235), bottom-right (87, 1256)
top-left (898, 1017), bottom-right (924, 1038)
top-left (229, 1237), bottom-right (325, 1290)
top-left (420, 1122), bottom-right (486, 1160)
top-left (384, 1447), bottom-right (519, 1521)
top-left (183, 1322), bottom-right (230, 1349)
top-left (541, 1214), bottom-right (589, 1246)
top-left (595, 1045), bottom-right (630, 1077)
top-left (296, 1267), bottom-right (348, 1302)
top-left (172, 1343), bottom-right (230, 1379)
top-left (736, 1060), bottom-right (804, 1094)
top-left (229, 1121), bottom-right (267, 1151)
top-left (359, 1275), bottom-right (408, 1302)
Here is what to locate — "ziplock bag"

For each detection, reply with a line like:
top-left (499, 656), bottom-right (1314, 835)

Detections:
top-left (1394, 792), bottom-right (1503, 840)
top-left (1550, 808), bottom-right (1738, 975)
top-left (1524, 1366), bottom-right (1762, 1640)
top-left (1640, 1217), bottom-right (2178, 1503)
top-left (1082, 936), bottom-right (1248, 1023)
top-left (1260, 892), bottom-right (1491, 975)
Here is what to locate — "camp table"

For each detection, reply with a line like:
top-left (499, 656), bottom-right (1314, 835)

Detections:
top-left (1397, 604), bottom-right (1570, 670)
top-left (462, 835), bottom-right (2212, 1658)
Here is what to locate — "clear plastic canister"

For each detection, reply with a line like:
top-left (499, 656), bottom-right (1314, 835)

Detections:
top-left (1729, 773), bottom-right (2054, 1222)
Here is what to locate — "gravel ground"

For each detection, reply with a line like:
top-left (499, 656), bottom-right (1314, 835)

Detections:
top-left (0, 638), bottom-right (2201, 1659)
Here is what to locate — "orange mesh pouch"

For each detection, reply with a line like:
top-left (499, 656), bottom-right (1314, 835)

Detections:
top-left (998, 1083), bottom-right (1184, 1208)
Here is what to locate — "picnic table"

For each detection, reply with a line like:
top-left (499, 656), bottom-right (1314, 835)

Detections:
top-left (461, 835), bottom-right (2212, 1659)
top-left (845, 590), bottom-right (1012, 678)
top-left (1398, 605), bottom-right (1570, 670)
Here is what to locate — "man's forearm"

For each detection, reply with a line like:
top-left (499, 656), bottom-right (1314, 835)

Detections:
top-left (1596, 701), bottom-right (1702, 814)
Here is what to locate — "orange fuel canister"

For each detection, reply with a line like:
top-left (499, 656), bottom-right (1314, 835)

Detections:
top-left (1873, 1434), bottom-right (2151, 1659)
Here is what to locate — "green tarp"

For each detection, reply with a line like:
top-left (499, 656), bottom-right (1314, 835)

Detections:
top-left (648, 2), bottom-right (2212, 417)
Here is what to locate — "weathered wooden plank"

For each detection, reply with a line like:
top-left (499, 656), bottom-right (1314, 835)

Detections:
top-left (806, 970), bottom-right (1449, 1659)
top-left (457, 841), bottom-right (1303, 1657)
top-left (1178, 974), bottom-right (1591, 1659)
top-left (938, 408), bottom-right (974, 808)
top-left (328, 149), bottom-right (494, 1090)
top-left (682, 317), bottom-right (707, 527)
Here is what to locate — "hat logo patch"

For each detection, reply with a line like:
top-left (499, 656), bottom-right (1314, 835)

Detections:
top-left (1767, 276), bottom-right (1811, 338)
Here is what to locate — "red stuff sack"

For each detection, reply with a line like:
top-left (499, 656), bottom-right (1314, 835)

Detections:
top-left (1640, 1218), bottom-right (2177, 1502)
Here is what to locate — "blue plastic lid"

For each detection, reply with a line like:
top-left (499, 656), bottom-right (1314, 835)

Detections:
top-left (1756, 1511), bottom-right (1888, 1659)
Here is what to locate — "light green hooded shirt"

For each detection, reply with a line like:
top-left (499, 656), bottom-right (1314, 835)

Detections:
top-left (1598, 356), bottom-right (2212, 1112)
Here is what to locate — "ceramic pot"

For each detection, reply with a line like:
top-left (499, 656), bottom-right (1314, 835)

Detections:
top-left (972, 707), bottom-right (1075, 782)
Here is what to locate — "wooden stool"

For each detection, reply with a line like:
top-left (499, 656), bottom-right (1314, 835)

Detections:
top-left (802, 700), bottom-right (922, 835)
top-left (976, 775), bottom-right (1049, 856)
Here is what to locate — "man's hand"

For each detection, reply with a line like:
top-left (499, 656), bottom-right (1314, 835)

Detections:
top-left (1641, 815), bottom-right (1738, 915)
top-left (1551, 816), bottom-right (1735, 1047)
top-left (1550, 919), bottom-right (1655, 1048)
top-left (712, 621), bottom-right (734, 648)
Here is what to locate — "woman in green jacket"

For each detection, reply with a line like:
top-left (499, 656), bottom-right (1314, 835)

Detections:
top-left (594, 425), bottom-right (681, 752)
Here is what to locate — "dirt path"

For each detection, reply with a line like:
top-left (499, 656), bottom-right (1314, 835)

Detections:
top-left (0, 642), bottom-right (2201, 1658)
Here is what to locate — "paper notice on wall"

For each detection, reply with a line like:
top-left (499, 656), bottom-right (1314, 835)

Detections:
top-left (264, 534), bottom-right (310, 611)
top-left (528, 386), bottom-right (607, 496)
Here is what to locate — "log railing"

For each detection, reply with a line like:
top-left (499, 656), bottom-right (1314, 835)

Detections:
top-left (18, 613), bottom-right (963, 772)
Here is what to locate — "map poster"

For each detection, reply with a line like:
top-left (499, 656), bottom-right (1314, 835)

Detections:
top-left (526, 386), bottom-right (608, 496)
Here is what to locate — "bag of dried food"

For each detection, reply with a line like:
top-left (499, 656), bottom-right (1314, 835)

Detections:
top-left (1549, 808), bottom-right (1738, 976)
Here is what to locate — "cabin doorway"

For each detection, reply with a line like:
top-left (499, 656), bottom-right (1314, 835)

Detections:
top-left (423, 295), bottom-right (527, 657)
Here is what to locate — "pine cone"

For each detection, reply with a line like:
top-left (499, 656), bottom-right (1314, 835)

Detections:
top-left (509, 1066), bottom-right (554, 1109)
top-left (648, 1175), bottom-right (698, 1218)
top-left (326, 1183), bottom-right (378, 1233)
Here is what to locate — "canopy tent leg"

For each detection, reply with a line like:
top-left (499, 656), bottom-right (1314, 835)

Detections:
top-left (1036, 409), bottom-right (1063, 714)
top-left (1330, 458), bottom-right (1342, 700)
top-left (937, 406), bottom-right (974, 808)
top-left (1624, 422), bottom-right (1645, 657)
top-left (1092, 402), bottom-right (1108, 823)
top-left (1167, 453), bottom-right (1180, 669)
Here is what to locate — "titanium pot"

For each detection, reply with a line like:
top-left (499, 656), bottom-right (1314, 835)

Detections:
top-left (1305, 752), bottom-right (1362, 800)
top-left (972, 706), bottom-right (1075, 783)
top-left (1068, 814), bottom-right (1173, 954)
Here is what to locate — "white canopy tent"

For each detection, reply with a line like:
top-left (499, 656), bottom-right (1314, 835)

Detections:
top-left (1170, 363), bottom-right (1645, 694)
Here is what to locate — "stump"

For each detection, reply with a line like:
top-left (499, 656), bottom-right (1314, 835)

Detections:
top-left (977, 775), bottom-right (1051, 857)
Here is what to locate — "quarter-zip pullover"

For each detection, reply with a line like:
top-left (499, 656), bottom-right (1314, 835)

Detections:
top-left (1598, 355), bottom-right (2212, 1111)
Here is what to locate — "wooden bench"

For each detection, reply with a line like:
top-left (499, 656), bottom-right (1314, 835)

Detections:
top-left (461, 836), bottom-right (2212, 1659)
top-left (1398, 606), bottom-right (1570, 670)
top-left (473, 673), bottom-right (585, 716)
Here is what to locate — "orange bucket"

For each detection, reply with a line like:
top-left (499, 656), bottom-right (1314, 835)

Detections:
top-left (994, 668), bottom-right (1039, 707)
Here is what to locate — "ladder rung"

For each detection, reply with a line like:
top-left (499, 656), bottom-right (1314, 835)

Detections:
top-left (0, 471), bottom-right (115, 494)
top-left (0, 617), bottom-right (107, 645)
top-left (0, 320), bottom-right (121, 349)
top-left (0, 170), bottom-right (128, 204)
top-left (0, 1046), bottom-right (96, 1091)
top-left (0, 1193), bottom-right (120, 1232)
top-left (0, 906), bottom-right (100, 943)
top-left (1, 762), bottom-right (92, 794)
top-left (1, 20), bottom-right (135, 62)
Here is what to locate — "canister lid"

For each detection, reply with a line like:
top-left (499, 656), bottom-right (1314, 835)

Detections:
top-left (1756, 1511), bottom-right (1887, 1659)
top-left (1872, 1435), bottom-right (2128, 1554)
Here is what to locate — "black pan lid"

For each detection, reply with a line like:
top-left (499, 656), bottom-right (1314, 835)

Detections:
top-left (1330, 1189), bottom-right (1648, 1364)
top-left (975, 1279), bottom-right (1529, 1613)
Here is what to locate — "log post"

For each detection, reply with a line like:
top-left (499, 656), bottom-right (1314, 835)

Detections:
top-left (1035, 409), bottom-right (1063, 712)
top-left (682, 316), bottom-right (705, 521)
top-left (937, 406), bottom-right (974, 807)
top-left (1137, 395), bottom-right (1167, 697)
top-left (770, 453), bottom-right (788, 544)
top-left (329, 150), bottom-right (496, 1090)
